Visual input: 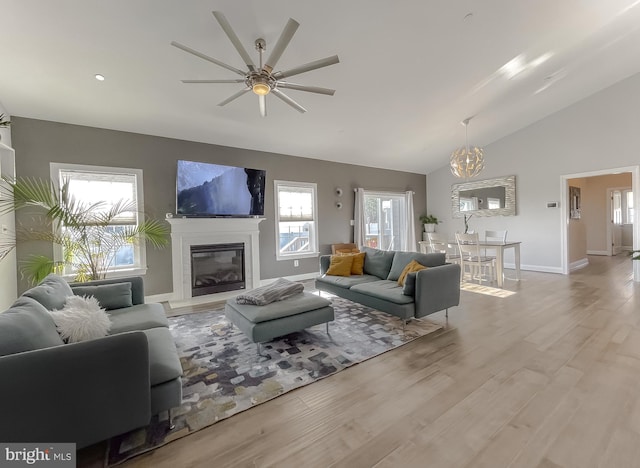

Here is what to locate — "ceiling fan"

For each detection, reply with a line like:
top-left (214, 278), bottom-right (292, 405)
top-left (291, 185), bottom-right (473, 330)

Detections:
top-left (171, 11), bottom-right (340, 117)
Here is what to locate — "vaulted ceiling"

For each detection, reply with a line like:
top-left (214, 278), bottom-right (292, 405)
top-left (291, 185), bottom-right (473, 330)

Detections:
top-left (3, 1), bottom-right (640, 174)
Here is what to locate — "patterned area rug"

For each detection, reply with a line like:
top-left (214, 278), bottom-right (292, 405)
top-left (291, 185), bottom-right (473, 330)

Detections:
top-left (107, 295), bottom-right (444, 466)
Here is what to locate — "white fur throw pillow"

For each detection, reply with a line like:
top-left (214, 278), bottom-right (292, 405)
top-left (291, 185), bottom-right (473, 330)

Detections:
top-left (50, 295), bottom-right (111, 343)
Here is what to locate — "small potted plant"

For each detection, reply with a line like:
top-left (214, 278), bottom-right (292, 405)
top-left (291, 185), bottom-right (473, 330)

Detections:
top-left (420, 214), bottom-right (440, 233)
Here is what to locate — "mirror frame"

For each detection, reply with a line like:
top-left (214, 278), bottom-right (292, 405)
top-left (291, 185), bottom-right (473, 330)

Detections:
top-left (451, 175), bottom-right (516, 218)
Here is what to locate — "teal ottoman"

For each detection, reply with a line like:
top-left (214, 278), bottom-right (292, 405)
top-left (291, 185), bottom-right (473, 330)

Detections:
top-left (225, 292), bottom-right (334, 348)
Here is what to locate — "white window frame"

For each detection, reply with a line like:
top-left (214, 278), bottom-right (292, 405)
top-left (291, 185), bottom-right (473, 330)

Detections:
top-left (362, 190), bottom-right (410, 251)
top-left (274, 180), bottom-right (319, 261)
top-left (50, 162), bottom-right (148, 278)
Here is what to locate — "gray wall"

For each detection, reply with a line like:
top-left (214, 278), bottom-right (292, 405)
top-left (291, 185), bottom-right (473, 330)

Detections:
top-left (11, 117), bottom-right (425, 294)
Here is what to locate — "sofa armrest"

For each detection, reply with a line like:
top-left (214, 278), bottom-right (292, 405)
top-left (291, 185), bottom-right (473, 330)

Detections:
top-left (319, 255), bottom-right (331, 275)
top-left (0, 331), bottom-right (151, 448)
top-left (414, 263), bottom-right (461, 318)
top-left (70, 276), bottom-right (145, 305)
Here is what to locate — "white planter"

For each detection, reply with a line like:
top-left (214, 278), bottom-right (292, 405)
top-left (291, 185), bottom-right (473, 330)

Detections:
top-left (424, 223), bottom-right (436, 233)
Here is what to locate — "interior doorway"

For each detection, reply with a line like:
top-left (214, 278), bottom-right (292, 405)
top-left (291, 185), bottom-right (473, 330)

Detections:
top-left (560, 165), bottom-right (640, 282)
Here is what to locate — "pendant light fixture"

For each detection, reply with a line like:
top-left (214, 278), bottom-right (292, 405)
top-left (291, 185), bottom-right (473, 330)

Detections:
top-left (450, 117), bottom-right (485, 179)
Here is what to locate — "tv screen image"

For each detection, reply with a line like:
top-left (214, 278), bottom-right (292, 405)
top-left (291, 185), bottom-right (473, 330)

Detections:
top-left (176, 160), bottom-right (266, 216)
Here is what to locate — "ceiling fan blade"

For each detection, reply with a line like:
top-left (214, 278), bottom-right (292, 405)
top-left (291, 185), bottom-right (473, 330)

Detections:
top-left (273, 55), bottom-right (340, 80)
top-left (182, 79), bottom-right (245, 84)
top-left (263, 18), bottom-right (299, 73)
top-left (218, 88), bottom-right (251, 106)
top-left (212, 11), bottom-right (256, 72)
top-left (276, 82), bottom-right (335, 96)
top-left (259, 95), bottom-right (267, 117)
top-left (271, 88), bottom-right (307, 113)
top-left (171, 41), bottom-right (246, 76)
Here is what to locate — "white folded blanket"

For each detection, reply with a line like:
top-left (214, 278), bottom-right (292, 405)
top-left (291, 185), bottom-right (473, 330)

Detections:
top-left (235, 278), bottom-right (304, 306)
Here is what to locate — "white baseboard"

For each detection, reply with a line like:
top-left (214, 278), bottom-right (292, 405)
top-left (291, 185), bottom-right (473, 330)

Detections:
top-left (569, 258), bottom-right (589, 271)
top-left (587, 250), bottom-right (609, 256)
top-left (259, 271), bottom-right (320, 285)
top-left (145, 292), bottom-right (174, 303)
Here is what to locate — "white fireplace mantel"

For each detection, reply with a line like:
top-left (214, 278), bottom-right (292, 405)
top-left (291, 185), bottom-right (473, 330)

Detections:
top-left (167, 217), bottom-right (264, 307)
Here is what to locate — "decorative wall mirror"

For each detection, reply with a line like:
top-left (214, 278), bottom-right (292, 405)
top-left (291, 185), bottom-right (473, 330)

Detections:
top-left (451, 175), bottom-right (516, 217)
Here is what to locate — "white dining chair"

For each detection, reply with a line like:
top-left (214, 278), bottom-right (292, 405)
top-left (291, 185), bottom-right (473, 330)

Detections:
top-left (427, 232), bottom-right (460, 264)
top-left (456, 232), bottom-right (495, 284)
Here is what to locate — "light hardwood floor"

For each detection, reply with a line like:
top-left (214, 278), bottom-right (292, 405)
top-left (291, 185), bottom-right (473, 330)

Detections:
top-left (113, 256), bottom-right (640, 467)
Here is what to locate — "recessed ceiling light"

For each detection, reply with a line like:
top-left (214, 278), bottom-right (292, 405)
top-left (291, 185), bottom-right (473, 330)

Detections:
top-left (95, 74), bottom-right (105, 81)
top-left (464, 12), bottom-right (474, 21)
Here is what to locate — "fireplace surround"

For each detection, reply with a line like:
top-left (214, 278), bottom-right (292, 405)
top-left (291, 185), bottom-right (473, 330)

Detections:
top-left (167, 217), bottom-right (263, 306)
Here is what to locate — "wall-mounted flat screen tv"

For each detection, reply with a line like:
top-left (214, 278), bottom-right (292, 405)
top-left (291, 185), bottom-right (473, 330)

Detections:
top-left (176, 160), bottom-right (266, 217)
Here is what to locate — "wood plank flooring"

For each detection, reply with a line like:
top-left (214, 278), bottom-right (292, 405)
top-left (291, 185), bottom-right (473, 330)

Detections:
top-left (113, 256), bottom-right (640, 467)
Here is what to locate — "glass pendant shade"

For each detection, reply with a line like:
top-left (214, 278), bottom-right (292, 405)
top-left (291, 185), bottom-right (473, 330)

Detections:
top-left (450, 118), bottom-right (485, 178)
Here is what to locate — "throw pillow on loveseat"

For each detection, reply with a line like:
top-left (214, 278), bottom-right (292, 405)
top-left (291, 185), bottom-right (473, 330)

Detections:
top-left (0, 274), bottom-right (183, 448)
top-left (316, 247), bottom-right (461, 323)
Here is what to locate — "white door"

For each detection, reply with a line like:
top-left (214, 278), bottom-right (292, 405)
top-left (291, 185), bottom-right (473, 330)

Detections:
top-left (609, 188), bottom-right (632, 255)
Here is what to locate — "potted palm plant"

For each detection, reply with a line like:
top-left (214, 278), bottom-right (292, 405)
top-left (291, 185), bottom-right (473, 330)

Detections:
top-left (419, 214), bottom-right (440, 233)
top-left (0, 176), bottom-right (168, 283)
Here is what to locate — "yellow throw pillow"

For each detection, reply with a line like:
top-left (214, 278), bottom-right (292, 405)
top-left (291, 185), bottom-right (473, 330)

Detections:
top-left (397, 259), bottom-right (427, 286)
top-left (349, 252), bottom-right (365, 275)
top-left (335, 252), bottom-right (365, 275)
top-left (326, 255), bottom-right (354, 277)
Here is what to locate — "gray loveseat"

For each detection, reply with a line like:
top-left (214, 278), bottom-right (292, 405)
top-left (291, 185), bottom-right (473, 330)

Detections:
top-left (0, 274), bottom-right (182, 448)
top-left (315, 247), bottom-right (461, 323)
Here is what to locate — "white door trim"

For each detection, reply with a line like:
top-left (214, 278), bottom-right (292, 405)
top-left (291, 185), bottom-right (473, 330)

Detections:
top-left (560, 165), bottom-right (639, 281)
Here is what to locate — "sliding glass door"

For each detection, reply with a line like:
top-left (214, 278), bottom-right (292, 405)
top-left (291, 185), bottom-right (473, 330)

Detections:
top-left (363, 192), bottom-right (408, 251)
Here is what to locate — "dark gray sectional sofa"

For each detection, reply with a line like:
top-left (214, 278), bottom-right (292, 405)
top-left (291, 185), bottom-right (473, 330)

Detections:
top-left (0, 274), bottom-right (182, 448)
top-left (316, 247), bottom-right (461, 322)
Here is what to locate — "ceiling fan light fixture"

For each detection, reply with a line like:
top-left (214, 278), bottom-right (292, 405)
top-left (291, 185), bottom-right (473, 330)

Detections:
top-left (252, 82), bottom-right (271, 95)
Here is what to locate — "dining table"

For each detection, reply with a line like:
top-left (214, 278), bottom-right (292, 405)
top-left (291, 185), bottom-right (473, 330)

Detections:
top-left (419, 239), bottom-right (522, 288)
top-left (474, 240), bottom-right (521, 287)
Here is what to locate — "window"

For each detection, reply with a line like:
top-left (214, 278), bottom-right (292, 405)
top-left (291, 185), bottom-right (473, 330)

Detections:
top-left (626, 190), bottom-right (634, 224)
top-left (363, 191), bottom-right (409, 251)
top-left (612, 189), bottom-right (634, 225)
top-left (50, 163), bottom-right (146, 276)
top-left (274, 180), bottom-right (319, 260)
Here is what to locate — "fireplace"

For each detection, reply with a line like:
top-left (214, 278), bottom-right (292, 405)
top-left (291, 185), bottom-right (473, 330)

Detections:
top-left (167, 217), bottom-right (263, 305)
top-left (190, 243), bottom-right (245, 297)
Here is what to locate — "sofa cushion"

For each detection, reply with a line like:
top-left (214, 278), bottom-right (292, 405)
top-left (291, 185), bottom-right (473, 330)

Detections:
top-left (350, 280), bottom-right (414, 305)
top-left (387, 252), bottom-right (446, 281)
top-left (0, 297), bottom-right (65, 356)
top-left (398, 260), bottom-right (428, 286)
top-left (228, 292), bottom-right (331, 324)
top-left (362, 247), bottom-right (395, 279)
top-left (108, 303), bottom-right (169, 334)
top-left (22, 274), bottom-right (73, 311)
top-left (326, 255), bottom-right (354, 276)
top-left (143, 327), bottom-right (183, 386)
top-left (316, 274), bottom-right (380, 289)
top-left (71, 282), bottom-right (133, 310)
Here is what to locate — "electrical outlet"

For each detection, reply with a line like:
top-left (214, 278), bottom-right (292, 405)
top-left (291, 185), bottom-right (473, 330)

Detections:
top-left (294, 260), bottom-right (299, 267)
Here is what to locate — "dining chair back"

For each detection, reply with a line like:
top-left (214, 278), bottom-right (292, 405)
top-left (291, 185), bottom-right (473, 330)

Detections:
top-left (455, 232), bottom-right (495, 284)
top-left (485, 230), bottom-right (508, 242)
top-left (427, 232), bottom-right (460, 263)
